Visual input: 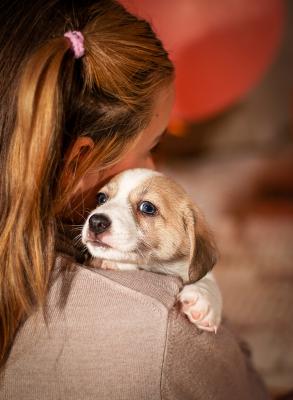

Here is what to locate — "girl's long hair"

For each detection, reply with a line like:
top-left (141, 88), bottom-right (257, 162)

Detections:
top-left (0, 0), bottom-right (174, 368)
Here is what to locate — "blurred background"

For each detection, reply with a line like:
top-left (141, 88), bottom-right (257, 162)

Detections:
top-left (120, 1), bottom-right (293, 397)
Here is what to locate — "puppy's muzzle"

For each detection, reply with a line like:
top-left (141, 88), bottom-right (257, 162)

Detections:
top-left (89, 213), bottom-right (111, 234)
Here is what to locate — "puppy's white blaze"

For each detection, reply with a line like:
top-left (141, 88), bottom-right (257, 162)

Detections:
top-left (117, 168), bottom-right (162, 197)
top-left (109, 169), bottom-right (162, 254)
top-left (96, 201), bottom-right (138, 251)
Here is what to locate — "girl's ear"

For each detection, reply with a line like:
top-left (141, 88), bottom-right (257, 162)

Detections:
top-left (65, 136), bottom-right (95, 168)
top-left (184, 205), bottom-right (218, 283)
top-left (58, 136), bottom-right (96, 198)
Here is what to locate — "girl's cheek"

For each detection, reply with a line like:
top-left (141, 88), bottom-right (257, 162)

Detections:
top-left (119, 153), bottom-right (155, 170)
top-left (98, 152), bottom-right (156, 183)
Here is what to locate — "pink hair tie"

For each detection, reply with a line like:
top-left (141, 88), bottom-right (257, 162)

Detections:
top-left (64, 30), bottom-right (85, 59)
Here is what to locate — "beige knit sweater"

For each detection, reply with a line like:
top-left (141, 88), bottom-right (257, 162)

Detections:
top-left (0, 229), bottom-right (269, 399)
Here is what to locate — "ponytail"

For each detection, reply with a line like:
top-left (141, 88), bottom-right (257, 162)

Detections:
top-left (0, 37), bottom-right (70, 367)
top-left (0, 0), bottom-right (174, 370)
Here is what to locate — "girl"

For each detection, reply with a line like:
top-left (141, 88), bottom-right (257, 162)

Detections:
top-left (0, 1), bottom-right (268, 398)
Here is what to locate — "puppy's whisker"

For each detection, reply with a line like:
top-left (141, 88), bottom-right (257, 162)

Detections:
top-left (140, 240), bottom-right (153, 252)
top-left (73, 233), bottom-right (82, 245)
top-left (143, 241), bottom-right (153, 250)
top-left (80, 244), bottom-right (89, 255)
top-left (70, 227), bottom-right (83, 233)
top-left (136, 247), bottom-right (145, 260)
top-left (73, 234), bottom-right (82, 242)
top-left (136, 246), bottom-right (150, 263)
top-left (73, 232), bottom-right (82, 239)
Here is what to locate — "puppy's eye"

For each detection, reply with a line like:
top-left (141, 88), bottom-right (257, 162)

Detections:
top-left (96, 192), bottom-right (108, 206)
top-left (138, 201), bottom-right (157, 216)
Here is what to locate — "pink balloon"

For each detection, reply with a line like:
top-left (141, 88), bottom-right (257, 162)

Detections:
top-left (120, 0), bottom-right (284, 121)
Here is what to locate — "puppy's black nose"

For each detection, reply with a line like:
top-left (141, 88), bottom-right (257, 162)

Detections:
top-left (88, 213), bottom-right (111, 234)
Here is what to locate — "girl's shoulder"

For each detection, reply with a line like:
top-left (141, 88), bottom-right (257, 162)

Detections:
top-left (1, 252), bottom-right (268, 399)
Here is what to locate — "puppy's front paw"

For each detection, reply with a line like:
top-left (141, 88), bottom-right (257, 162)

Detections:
top-left (177, 280), bottom-right (222, 333)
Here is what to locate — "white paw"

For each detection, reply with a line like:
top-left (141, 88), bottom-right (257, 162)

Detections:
top-left (177, 280), bottom-right (222, 333)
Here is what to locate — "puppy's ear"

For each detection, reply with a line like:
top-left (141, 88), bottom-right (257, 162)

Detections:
top-left (184, 205), bottom-right (218, 283)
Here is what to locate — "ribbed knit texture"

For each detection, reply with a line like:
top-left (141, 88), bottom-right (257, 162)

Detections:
top-left (0, 229), bottom-right (269, 399)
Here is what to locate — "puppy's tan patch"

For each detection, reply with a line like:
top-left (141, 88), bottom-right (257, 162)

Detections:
top-left (129, 175), bottom-right (189, 263)
top-left (129, 174), bottom-right (218, 282)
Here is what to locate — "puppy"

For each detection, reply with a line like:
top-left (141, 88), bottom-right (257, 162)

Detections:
top-left (81, 168), bottom-right (222, 332)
